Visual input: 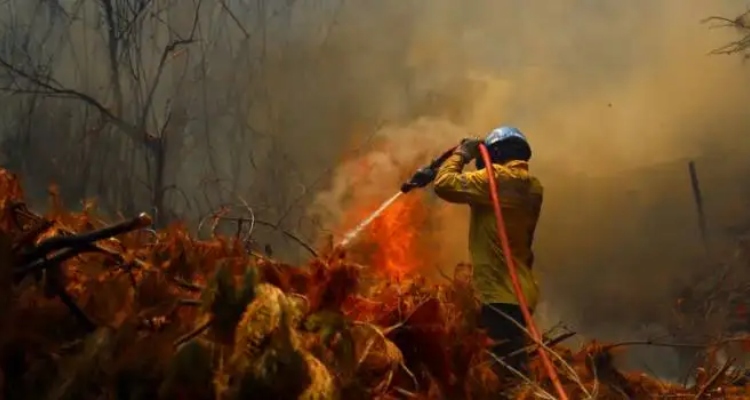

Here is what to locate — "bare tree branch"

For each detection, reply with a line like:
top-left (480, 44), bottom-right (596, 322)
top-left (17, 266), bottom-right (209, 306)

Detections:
top-left (138, 4), bottom-right (201, 131)
top-left (0, 57), bottom-right (151, 147)
top-left (704, 11), bottom-right (750, 56)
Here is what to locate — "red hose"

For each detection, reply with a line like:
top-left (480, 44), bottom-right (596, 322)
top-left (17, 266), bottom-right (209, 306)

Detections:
top-left (478, 144), bottom-right (568, 400)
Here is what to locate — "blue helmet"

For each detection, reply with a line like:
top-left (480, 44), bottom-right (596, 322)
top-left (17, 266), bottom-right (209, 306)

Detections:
top-left (475, 126), bottom-right (532, 169)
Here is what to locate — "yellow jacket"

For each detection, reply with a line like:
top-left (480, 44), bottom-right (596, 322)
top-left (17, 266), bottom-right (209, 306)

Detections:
top-left (433, 154), bottom-right (543, 308)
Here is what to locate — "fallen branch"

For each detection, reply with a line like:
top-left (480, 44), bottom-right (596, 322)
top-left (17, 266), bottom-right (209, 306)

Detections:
top-left (507, 330), bottom-right (577, 359)
top-left (14, 213), bottom-right (152, 279)
top-left (20, 213), bottom-right (152, 263)
top-left (695, 357), bottom-right (734, 399)
top-left (603, 335), bottom-right (750, 352)
top-left (174, 317), bottom-right (213, 348)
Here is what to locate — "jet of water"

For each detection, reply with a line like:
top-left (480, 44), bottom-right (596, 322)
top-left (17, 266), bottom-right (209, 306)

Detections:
top-left (337, 191), bottom-right (403, 248)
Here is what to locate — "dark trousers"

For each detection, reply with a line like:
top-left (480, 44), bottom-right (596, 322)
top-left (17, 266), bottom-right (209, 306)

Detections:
top-left (479, 303), bottom-right (528, 372)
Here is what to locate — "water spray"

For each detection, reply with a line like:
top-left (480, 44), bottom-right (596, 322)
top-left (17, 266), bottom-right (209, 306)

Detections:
top-left (335, 146), bottom-right (457, 249)
top-left (337, 191), bottom-right (404, 248)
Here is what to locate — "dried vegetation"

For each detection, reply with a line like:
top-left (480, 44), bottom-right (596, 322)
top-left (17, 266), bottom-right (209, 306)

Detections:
top-left (1, 168), bottom-right (750, 399)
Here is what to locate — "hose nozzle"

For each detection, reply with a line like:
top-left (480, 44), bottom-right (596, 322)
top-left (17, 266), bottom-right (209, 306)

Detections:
top-left (399, 145), bottom-right (458, 193)
top-left (401, 167), bottom-right (437, 193)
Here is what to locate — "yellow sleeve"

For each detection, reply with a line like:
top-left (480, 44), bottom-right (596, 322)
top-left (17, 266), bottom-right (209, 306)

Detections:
top-left (432, 154), bottom-right (492, 205)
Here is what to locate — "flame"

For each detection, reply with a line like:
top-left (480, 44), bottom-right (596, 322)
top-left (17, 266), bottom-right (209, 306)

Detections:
top-left (338, 170), bottom-right (430, 278)
top-left (330, 131), bottom-right (437, 278)
top-left (365, 193), bottom-right (428, 277)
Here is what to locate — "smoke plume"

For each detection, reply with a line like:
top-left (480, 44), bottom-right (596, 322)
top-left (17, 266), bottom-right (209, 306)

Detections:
top-left (4, 0), bottom-right (750, 379)
top-left (309, 0), bottom-right (750, 377)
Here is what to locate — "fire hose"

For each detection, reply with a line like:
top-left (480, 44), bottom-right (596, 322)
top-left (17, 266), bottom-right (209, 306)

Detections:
top-left (477, 143), bottom-right (568, 400)
top-left (369, 142), bottom-right (568, 398)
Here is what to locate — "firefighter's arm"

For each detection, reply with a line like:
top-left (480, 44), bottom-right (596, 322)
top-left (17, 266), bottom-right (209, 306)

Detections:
top-left (432, 154), bottom-right (491, 205)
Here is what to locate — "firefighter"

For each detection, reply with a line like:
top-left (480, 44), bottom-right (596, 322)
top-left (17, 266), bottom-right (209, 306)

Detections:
top-left (432, 126), bottom-right (543, 371)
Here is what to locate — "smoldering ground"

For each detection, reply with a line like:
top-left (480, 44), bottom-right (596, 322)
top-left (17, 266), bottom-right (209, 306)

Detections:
top-left (310, 0), bottom-right (750, 378)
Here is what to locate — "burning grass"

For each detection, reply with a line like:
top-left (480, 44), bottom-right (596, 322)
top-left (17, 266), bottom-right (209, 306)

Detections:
top-left (0, 168), bottom-right (749, 399)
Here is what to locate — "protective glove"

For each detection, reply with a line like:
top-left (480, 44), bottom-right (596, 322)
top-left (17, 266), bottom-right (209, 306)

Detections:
top-left (400, 166), bottom-right (436, 193)
top-left (454, 137), bottom-right (482, 163)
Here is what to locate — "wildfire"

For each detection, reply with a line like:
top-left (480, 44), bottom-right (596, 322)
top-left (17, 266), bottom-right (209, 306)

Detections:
top-left (338, 179), bottom-right (431, 278)
top-left (365, 193), bottom-right (428, 277)
top-left (332, 132), bottom-right (437, 278)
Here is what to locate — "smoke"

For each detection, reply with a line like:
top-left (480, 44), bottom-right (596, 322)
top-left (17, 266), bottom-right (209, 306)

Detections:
top-left (309, 119), bottom-right (462, 225)
top-left (4, 0), bottom-right (750, 377)
top-left (309, 0), bottom-right (750, 376)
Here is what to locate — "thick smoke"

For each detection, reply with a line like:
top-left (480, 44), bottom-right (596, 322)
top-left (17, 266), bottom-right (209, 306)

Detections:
top-left (4, 0), bottom-right (750, 379)
top-left (309, 0), bottom-right (750, 377)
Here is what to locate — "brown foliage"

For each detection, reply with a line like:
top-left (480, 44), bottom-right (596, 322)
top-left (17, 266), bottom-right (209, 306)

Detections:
top-left (0, 168), bottom-right (747, 399)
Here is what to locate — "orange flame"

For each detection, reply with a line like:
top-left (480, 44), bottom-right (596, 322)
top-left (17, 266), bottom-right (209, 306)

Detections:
top-left (334, 133), bottom-right (435, 278)
top-left (339, 181), bottom-right (430, 278)
top-left (364, 193), bottom-right (428, 277)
